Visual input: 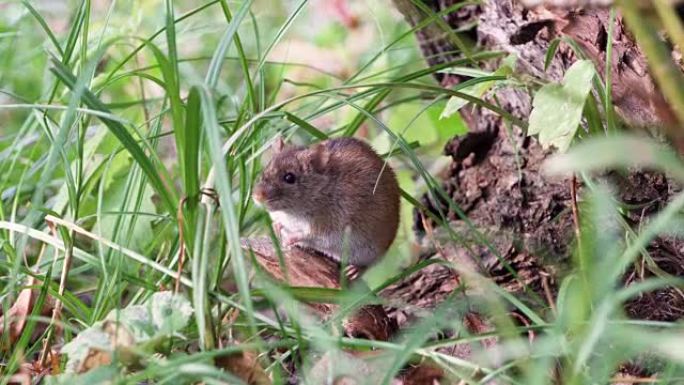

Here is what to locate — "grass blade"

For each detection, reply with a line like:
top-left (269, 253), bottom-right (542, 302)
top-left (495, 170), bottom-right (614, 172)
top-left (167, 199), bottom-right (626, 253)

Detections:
top-left (49, 58), bottom-right (177, 214)
top-left (195, 85), bottom-right (257, 337)
top-left (205, 0), bottom-right (253, 89)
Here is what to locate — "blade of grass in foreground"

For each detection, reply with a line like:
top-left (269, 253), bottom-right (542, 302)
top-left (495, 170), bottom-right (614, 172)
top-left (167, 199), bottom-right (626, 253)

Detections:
top-left (161, 0), bottom-right (188, 188)
top-left (184, 85), bottom-right (202, 202)
top-left (205, 0), bottom-right (253, 89)
top-left (20, 0), bottom-right (64, 57)
top-left (102, 1), bottom-right (221, 84)
top-left (253, 0), bottom-right (307, 75)
top-left (42, 215), bottom-right (189, 285)
top-left (192, 204), bottom-right (216, 350)
top-left (194, 85), bottom-right (258, 338)
top-left (49, 58), bottom-right (177, 214)
top-left (218, 0), bottom-right (258, 109)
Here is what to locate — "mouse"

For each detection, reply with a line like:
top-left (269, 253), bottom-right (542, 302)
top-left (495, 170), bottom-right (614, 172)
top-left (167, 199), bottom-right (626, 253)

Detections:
top-left (252, 136), bottom-right (400, 279)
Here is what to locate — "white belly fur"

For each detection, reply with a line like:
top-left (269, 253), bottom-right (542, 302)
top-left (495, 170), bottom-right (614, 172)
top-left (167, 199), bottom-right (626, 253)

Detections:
top-left (268, 210), bottom-right (377, 266)
top-left (269, 210), bottom-right (311, 235)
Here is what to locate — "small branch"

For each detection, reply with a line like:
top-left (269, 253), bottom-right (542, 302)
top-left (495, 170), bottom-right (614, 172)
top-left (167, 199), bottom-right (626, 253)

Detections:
top-left (175, 197), bottom-right (188, 294)
top-left (570, 174), bottom-right (582, 251)
top-left (39, 218), bottom-right (74, 366)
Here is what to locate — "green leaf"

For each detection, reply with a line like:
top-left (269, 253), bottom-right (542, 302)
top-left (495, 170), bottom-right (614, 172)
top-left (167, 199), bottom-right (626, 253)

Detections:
top-left (50, 128), bottom-right (112, 215)
top-left (544, 38), bottom-right (561, 71)
top-left (118, 304), bottom-right (156, 340)
top-left (49, 58), bottom-right (177, 214)
top-left (184, 88), bottom-right (202, 200)
top-left (427, 101), bottom-right (468, 139)
top-left (285, 112), bottom-right (329, 140)
top-left (20, 0), bottom-right (64, 57)
top-left (528, 60), bottom-right (595, 152)
top-left (544, 135), bottom-right (684, 183)
top-left (388, 103), bottom-right (437, 144)
top-left (149, 291), bottom-right (193, 335)
top-left (195, 85), bottom-right (257, 337)
top-left (96, 173), bottom-right (156, 251)
top-left (205, 0), bottom-right (253, 88)
top-left (441, 83), bottom-right (488, 119)
top-left (440, 56), bottom-right (515, 118)
top-left (59, 292), bottom-right (192, 374)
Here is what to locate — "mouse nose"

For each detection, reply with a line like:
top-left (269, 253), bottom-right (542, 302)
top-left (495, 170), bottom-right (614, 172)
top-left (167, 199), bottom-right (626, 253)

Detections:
top-left (253, 184), bottom-right (267, 204)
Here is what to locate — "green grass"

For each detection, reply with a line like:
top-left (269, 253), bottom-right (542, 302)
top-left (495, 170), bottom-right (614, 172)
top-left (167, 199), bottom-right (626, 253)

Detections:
top-left (2, 0), bottom-right (684, 384)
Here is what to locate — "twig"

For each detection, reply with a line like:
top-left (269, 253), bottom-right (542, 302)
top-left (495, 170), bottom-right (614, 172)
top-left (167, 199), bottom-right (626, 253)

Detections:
top-left (175, 197), bottom-right (188, 294)
top-left (175, 189), bottom-right (220, 294)
top-left (421, 213), bottom-right (449, 262)
top-left (540, 270), bottom-right (557, 316)
top-left (39, 218), bottom-right (74, 366)
top-left (570, 174), bottom-right (581, 251)
top-left (610, 375), bottom-right (658, 384)
top-left (508, 311), bottom-right (535, 343)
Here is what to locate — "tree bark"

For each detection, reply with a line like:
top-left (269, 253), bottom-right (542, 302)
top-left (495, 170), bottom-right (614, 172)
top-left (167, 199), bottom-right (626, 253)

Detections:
top-left (240, 237), bottom-right (396, 340)
top-left (390, 0), bottom-right (684, 320)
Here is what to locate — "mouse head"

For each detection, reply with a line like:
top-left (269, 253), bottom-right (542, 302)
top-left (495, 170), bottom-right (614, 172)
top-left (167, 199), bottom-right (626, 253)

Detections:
top-left (253, 138), bottom-right (332, 213)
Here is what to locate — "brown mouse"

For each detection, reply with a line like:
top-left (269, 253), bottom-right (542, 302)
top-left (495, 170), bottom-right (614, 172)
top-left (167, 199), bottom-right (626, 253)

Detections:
top-left (253, 137), bottom-right (400, 276)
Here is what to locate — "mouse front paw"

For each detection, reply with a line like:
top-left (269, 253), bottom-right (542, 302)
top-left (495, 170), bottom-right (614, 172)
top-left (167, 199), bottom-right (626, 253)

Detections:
top-left (343, 265), bottom-right (361, 282)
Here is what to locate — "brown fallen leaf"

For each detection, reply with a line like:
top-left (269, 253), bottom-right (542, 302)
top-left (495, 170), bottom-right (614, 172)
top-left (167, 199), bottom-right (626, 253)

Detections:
top-left (0, 278), bottom-right (54, 345)
top-left (215, 349), bottom-right (272, 385)
top-left (78, 348), bottom-right (113, 374)
top-left (0, 285), bottom-right (34, 343)
top-left (396, 362), bottom-right (446, 385)
top-left (24, 348), bottom-right (60, 378)
top-left (59, 319), bottom-right (138, 374)
top-left (6, 374), bottom-right (30, 385)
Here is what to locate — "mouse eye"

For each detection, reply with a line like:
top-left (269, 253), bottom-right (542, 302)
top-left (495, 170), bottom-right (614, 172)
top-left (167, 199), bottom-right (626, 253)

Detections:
top-left (283, 172), bottom-right (296, 184)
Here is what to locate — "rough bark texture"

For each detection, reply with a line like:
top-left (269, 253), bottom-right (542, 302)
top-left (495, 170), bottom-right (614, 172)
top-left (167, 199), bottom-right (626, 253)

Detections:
top-left (241, 237), bottom-right (397, 340)
top-left (240, 238), bottom-right (507, 384)
top-left (241, 3), bottom-right (684, 381)
top-left (393, 0), bottom-right (675, 127)
top-left (387, 0), bottom-right (684, 321)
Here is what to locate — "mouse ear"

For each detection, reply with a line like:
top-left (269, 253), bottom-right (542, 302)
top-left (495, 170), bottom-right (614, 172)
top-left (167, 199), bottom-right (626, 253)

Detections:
top-left (310, 143), bottom-right (331, 172)
top-left (272, 137), bottom-right (286, 154)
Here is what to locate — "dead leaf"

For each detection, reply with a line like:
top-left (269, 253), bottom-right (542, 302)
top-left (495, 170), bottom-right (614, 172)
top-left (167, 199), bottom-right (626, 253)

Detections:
top-left (78, 348), bottom-right (113, 374)
top-left (215, 349), bottom-right (272, 385)
top-left (6, 374), bottom-right (30, 385)
top-left (464, 312), bottom-right (498, 350)
top-left (0, 278), bottom-right (54, 345)
top-left (62, 320), bottom-right (137, 373)
top-left (396, 363), bottom-right (445, 385)
top-left (0, 286), bottom-right (34, 343)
